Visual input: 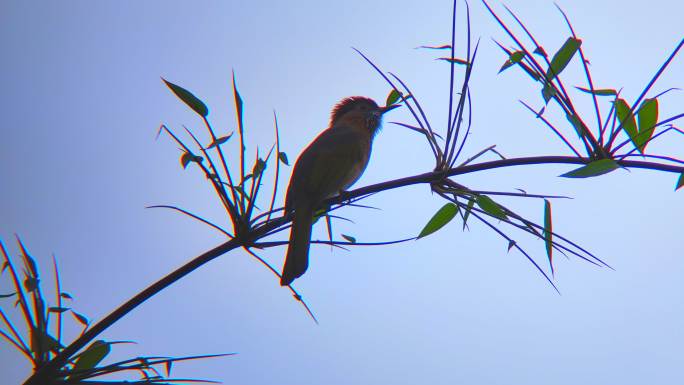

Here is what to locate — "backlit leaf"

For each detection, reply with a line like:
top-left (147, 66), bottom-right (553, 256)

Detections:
top-left (575, 86), bottom-right (617, 96)
top-left (418, 203), bottom-right (458, 238)
top-left (206, 133), bottom-right (233, 150)
top-left (462, 199), bottom-right (475, 230)
top-left (278, 152), bottom-right (289, 166)
top-left (72, 311), bottom-right (89, 326)
top-left (341, 234), bottom-right (356, 243)
top-left (636, 98), bottom-right (658, 152)
top-left (180, 152), bottom-right (202, 169)
top-left (437, 57), bottom-right (470, 66)
top-left (72, 340), bottom-right (110, 373)
top-left (615, 98), bottom-right (639, 150)
top-left (566, 112), bottom-right (587, 138)
top-left (162, 78), bottom-right (208, 117)
top-left (543, 199), bottom-right (554, 275)
top-left (416, 44), bottom-right (452, 50)
top-left (546, 37), bottom-right (581, 81)
top-left (560, 159), bottom-right (620, 178)
top-left (476, 195), bottom-right (507, 220)
top-left (386, 89), bottom-right (402, 106)
top-left (499, 50), bottom-right (525, 73)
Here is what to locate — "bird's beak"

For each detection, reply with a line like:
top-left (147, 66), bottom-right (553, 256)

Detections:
top-left (377, 104), bottom-right (400, 115)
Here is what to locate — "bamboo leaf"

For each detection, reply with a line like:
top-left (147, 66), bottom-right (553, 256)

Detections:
top-left (341, 234), bottom-right (357, 243)
top-left (72, 340), bottom-right (110, 374)
top-left (543, 199), bottom-right (554, 275)
top-left (575, 86), bottom-right (617, 96)
top-left (560, 159), bottom-right (620, 178)
top-left (533, 46), bottom-right (547, 57)
top-left (48, 306), bottom-right (70, 313)
top-left (566, 112), bottom-right (587, 138)
top-left (615, 98), bottom-right (639, 150)
top-left (205, 133), bottom-right (233, 150)
top-left (437, 57), bottom-right (470, 66)
top-left (161, 78), bottom-right (208, 117)
top-left (462, 199), bottom-right (475, 230)
top-left (418, 203), bottom-right (458, 238)
top-left (476, 195), bottom-right (508, 220)
top-left (499, 50), bottom-right (525, 73)
top-left (546, 37), bottom-right (582, 81)
top-left (180, 152), bottom-right (203, 169)
top-left (278, 152), bottom-right (289, 166)
top-left (72, 311), bottom-right (89, 326)
top-left (636, 98), bottom-right (658, 152)
top-left (386, 89), bottom-right (402, 106)
top-left (542, 82), bottom-right (556, 103)
top-left (676, 174), bottom-right (684, 191)
top-left (416, 44), bottom-right (452, 50)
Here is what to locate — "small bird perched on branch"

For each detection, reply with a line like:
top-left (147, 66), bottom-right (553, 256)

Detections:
top-left (280, 96), bottom-right (398, 286)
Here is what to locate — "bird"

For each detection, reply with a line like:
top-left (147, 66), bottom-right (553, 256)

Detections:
top-left (280, 96), bottom-right (398, 286)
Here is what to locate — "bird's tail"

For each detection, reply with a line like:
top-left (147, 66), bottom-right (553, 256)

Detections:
top-left (281, 204), bottom-right (314, 286)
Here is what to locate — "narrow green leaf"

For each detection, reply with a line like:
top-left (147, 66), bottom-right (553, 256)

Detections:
top-left (38, 332), bottom-right (63, 354)
top-left (232, 73), bottom-right (244, 136)
top-left (72, 340), bottom-right (110, 373)
top-left (566, 112), bottom-right (587, 138)
top-left (575, 86), bottom-right (617, 96)
top-left (72, 311), bottom-right (89, 326)
top-left (676, 174), bottom-right (684, 191)
top-left (546, 37), bottom-right (582, 81)
top-left (499, 50), bottom-right (526, 73)
top-left (462, 199), bottom-right (475, 230)
top-left (341, 234), bottom-right (356, 243)
top-left (48, 306), bottom-right (70, 313)
top-left (615, 98), bottom-right (639, 149)
top-left (206, 133), bottom-right (233, 150)
top-left (180, 152), bottom-right (202, 169)
top-left (386, 89), bottom-right (402, 106)
top-left (180, 152), bottom-right (192, 169)
top-left (533, 46), bottom-right (547, 57)
top-left (560, 159), bottom-right (620, 178)
top-left (161, 78), bottom-right (208, 117)
top-left (507, 240), bottom-right (516, 251)
top-left (542, 82), bottom-right (556, 103)
top-left (543, 199), bottom-right (554, 275)
top-left (418, 203), bottom-right (458, 238)
top-left (416, 44), bottom-right (452, 50)
top-left (278, 152), bottom-right (289, 166)
top-left (636, 98), bottom-right (658, 152)
top-left (437, 57), bottom-right (470, 66)
top-left (0, 292), bottom-right (15, 298)
top-left (60, 292), bottom-right (73, 299)
top-left (476, 195), bottom-right (508, 220)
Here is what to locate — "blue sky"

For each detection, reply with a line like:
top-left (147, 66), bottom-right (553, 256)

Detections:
top-left (1, 1), bottom-right (683, 384)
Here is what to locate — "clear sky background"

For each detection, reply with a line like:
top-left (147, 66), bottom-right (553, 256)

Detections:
top-left (1, 1), bottom-right (683, 384)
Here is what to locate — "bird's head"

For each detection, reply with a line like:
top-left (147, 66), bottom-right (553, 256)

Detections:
top-left (330, 96), bottom-right (399, 134)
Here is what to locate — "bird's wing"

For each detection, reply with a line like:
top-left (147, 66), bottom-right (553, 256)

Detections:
top-left (286, 127), bottom-right (370, 208)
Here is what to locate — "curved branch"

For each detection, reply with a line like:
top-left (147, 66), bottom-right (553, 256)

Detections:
top-left (25, 154), bottom-right (683, 385)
